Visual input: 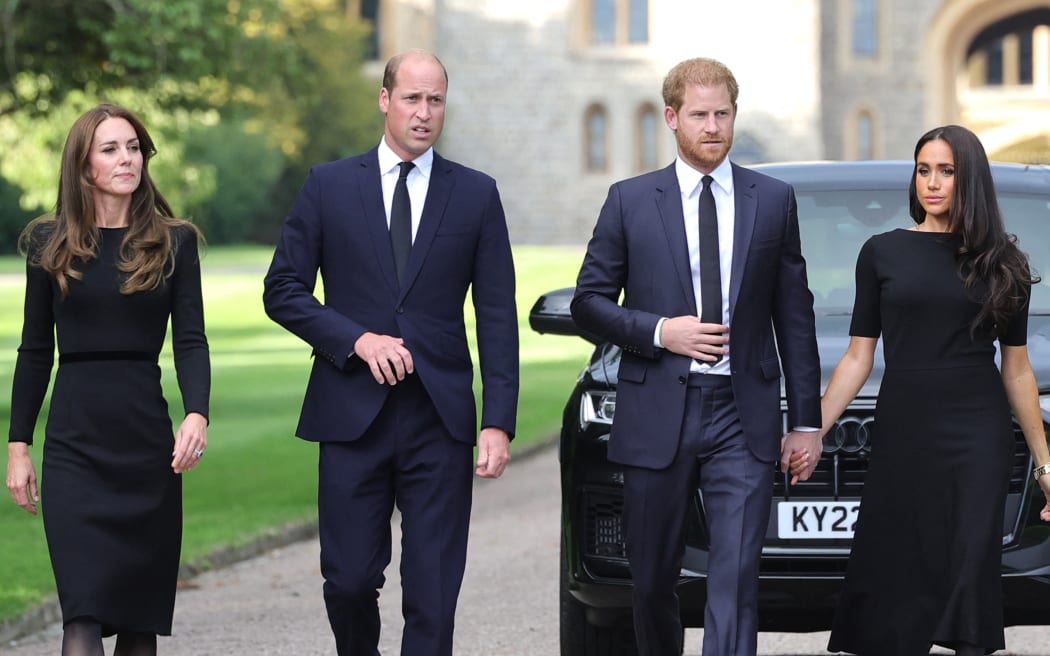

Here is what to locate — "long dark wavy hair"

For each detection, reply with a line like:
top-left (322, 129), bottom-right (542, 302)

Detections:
top-left (19, 103), bottom-right (202, 298)
top-left (908, 124), bottom-right (1039, 337)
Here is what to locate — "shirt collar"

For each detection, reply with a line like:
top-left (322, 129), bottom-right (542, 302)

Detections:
top-left (675, 156), bottom-right (734, 197)
top-left (378, 137), bottom-right (434, 179)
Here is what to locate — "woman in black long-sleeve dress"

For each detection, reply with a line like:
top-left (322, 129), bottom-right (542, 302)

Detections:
top-left (803, 125), bottom-right (1050, 655)
top-left (4, 104), bottom-right (210, 656)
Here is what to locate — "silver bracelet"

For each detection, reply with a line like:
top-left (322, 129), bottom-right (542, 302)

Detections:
top-left (1033, 462), bottom-right (1050, 481)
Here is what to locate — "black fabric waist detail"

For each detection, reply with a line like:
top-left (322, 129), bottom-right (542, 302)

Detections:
top-left (59, 350), bottom-right (158, 365)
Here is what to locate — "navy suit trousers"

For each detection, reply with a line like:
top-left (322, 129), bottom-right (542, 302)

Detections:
top-left (318, 375), bottom-right (474, 656)
top-left (623, 374), bottom-right (772, 656)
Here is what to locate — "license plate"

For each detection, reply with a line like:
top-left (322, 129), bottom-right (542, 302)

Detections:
top-left (777, 501), bottom-right (860, 539)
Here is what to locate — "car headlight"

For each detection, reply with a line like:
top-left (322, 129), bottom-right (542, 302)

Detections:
top-left (581, 390), bottom-right (616, 428)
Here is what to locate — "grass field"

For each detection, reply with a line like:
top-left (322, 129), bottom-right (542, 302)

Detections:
top-left (0, 244), bottom-right (592, 622)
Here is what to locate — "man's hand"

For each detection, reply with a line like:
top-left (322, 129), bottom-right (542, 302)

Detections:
top-left (660, 316), bottom-right (728, 362)
top-left (780, 431), bottom-right (823, 486)
top-left (354, 332), bottom-right (414, 385)
top-left (476, 427), bottom-right (511, 479)
top-left (6, 442), bottom-right (39, 515)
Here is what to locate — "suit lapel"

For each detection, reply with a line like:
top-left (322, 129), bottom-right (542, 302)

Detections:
top-left (399, 152), bottom-right (453, 298)
top-left (729, 163), bottom-right (757, 313)
top-left (655, 164), bottom-right (698, 314)
top-left (357, 148), bottom-right (401, 294)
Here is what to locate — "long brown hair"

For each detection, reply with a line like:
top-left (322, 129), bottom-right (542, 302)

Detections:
top-left (907, 125), bottom-right (1039, 336)
top-left (19, 103), bottom-right (201, 298)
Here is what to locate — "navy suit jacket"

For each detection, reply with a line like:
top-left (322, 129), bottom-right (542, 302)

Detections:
top-left (571, 162), bottom-right (820, 468)
top-left (263, 147), bottom-right (519, 444)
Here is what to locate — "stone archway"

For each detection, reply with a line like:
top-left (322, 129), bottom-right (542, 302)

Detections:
top-left (924, 0), bottom-right (1050, 161)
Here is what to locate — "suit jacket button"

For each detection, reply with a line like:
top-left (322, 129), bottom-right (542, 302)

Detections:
top-left (678, 375), bottom-right (687, 384)
top-left (396, 306), bottom-right (404, 314)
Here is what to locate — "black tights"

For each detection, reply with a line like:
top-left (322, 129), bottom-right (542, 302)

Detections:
top-left (61, 619), bottom-right (157, 656)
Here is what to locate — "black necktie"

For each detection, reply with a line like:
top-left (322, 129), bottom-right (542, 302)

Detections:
top-left (698, 175), bottom-right (723, 361)
top-left (390, 161), bottom-right (414, 284)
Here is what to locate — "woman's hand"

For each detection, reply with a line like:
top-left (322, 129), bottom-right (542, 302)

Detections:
top-left (172, 412), bottom-right (208, 474)
top-left (6, 442), bottom-right (39, 515)
top-left (1038, 474), bottom-right (1050, 523)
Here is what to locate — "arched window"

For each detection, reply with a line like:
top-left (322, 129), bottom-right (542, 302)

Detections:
top-left (966, 9), bottom-right (1050, 87)
top-left (585, 104), bottom-right (609, 173)
top-left (856, 111), bottom-right (874, 160)
top-left (636, 104), bottom-right (660, 172)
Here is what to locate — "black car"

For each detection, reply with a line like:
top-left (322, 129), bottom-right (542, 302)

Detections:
top-left (530, 161), bottom-right (1050, 655)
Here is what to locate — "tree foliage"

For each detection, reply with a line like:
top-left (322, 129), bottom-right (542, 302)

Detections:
top-left (0, 0), bottom-right (383, 250)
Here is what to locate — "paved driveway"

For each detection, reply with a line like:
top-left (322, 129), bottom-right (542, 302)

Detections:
top-left (4, 444), bottom-right (1048, 655)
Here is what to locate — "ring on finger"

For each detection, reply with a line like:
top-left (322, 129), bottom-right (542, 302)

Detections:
top-left (193, 449), bottom-right (204, 458)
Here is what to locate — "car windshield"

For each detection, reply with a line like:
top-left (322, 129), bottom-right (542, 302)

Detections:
top-left (797, 189), bottom-right (1050, 313)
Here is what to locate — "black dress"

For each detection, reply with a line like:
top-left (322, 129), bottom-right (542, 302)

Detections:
top-left (8, 224), bottom-right (209, 636)
top-left (827, 229), bottom-right (1026, 655)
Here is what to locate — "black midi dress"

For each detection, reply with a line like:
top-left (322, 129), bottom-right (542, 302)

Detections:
top-left (8, 224), bottom-right (209, 636)
top-left (827, 229), bottom-right (1026, 655)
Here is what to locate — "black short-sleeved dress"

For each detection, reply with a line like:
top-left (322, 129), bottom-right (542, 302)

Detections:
top-left (827, 229), bottom-right (1026, 655)
top-left (8, 223), bottom-right (209, 636)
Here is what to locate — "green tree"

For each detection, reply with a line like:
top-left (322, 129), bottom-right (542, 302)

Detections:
top-left (0, 0), bottom-right (381, 243)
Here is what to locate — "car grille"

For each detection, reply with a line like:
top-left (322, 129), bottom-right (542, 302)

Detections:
top-left (775, 410), bottom-right (1032, 499)
top-left (578, 414), bottom-right (1033, 561)
top-left (583, 488), bottom-right (626, 559)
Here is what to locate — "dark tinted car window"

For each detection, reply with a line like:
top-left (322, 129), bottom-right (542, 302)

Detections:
top-left (798, 190), bottom-right (1050, 312)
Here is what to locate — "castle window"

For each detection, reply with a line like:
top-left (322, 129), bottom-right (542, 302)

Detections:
top-left (588, 0), bottom-right (649, 46)
top-left (856, 111), bottom-right (874, 160)
top-left (585, 104), bottom-right (609, 172)
top-left (851, 0), bottom-right (878, 58)
top-left (637, 104), bottom-right (660, 172)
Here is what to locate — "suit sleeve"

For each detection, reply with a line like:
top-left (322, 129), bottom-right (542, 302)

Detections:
top-left (263, 169), bottom-right (370, 368)
top-left (471, 182), bottom-right (519, 437)
top-left (771, 187), bottom-right (822, 429)
top-left (571, 184), bottom-right (662, 359)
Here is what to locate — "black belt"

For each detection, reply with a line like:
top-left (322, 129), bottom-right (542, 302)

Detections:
top-left (58, 350), bottom-right (158, 365)
top-left (686, 372), bottom-right (732, 388)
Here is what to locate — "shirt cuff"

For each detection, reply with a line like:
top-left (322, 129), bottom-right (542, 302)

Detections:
top-left (653, 317), bottom-right (666, 348)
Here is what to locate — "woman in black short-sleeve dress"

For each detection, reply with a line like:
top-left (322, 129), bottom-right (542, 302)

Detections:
top-left (806, 125), bottom-right (1050, 656)
top-left (5, 104), bottom-right (209, 656)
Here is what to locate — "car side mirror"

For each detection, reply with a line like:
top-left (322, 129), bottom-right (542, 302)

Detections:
top-left (528, 287), bottom-right (602, 345)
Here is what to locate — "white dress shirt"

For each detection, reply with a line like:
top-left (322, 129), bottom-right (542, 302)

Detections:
top-left (654, 156), bottom-right (735, 376)
top-left (378, 137), bottom-right (433, 241)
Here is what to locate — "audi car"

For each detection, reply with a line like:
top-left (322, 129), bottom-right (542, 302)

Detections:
top-left (530, 161), bottom-right (1050, 655)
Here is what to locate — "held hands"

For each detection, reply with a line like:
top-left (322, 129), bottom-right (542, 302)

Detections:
top-left (172, 412), bottom-right (208, 474)
top-left (660, 316), bottom-right (728, 362)
top-left (476, 427), bottom-right (511, 479)
top-left (6, 442), bottom-right (39, 515)
top-left (780, 430), bottom-right (823, 486)
top-left (1038, 475), bottom-right (1050, 523)
top-left (355, 332), bottom-right (414, 385)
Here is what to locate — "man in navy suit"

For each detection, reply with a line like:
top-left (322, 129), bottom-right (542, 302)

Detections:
top-left (263, 49), bottom-right (518, 656)
top-left (571, 58), bottom-right (822, 655)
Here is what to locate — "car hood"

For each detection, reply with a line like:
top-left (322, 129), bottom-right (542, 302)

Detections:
top-left (585, 312), bottom-right (1050, 396)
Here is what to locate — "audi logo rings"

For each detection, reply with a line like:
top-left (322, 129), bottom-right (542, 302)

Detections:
top-left (823, 416), bottom-right (875, 454)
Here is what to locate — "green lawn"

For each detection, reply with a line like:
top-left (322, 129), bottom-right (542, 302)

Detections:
top-left (0, 244), bottom-right (591, 622)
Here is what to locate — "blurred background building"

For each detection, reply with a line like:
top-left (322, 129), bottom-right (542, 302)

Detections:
top-left (351, 0), bottom-right (1050, 243)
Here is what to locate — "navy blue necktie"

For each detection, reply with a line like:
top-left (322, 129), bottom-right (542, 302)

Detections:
top-left (390, 161), bottom-right (414, 284)
top-left (698, 175), bottom-right (722, 362)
